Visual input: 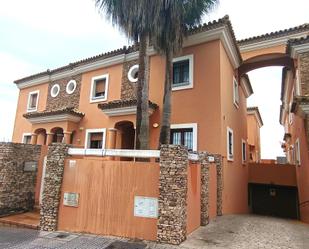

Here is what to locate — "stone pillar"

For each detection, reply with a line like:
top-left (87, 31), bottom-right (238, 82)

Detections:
top-left (40, 143), bottom-right (70, 231)
top-left (31, 133), bottom-right (38, 145)
top-left (46, 133), bottom-right (54, 145)
top-left (63, 131), bottom-right (72, 144)
top-left (199, 152), bottom-right (210, 226)
top-left (215, 155), bottom-right (223, 216)
top-left (157, 145), bottom-right (188, 245)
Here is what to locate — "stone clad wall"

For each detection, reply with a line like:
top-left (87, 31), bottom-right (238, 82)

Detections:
top-left (215, 155), bottom-right (223, 216)
top-left (46, 74), bottom-right (82, 111)
top-left (199, 152), bottom-right (210, 226)
top-left (40, 143), bottom-right (70, 231)
top-left (157, 145), bottom-right (188, 245)
top-left (0, 143), bottom-right (41, 215)
top-left (121, 59), bottom-right (138, 99)
top-left (299, 52), bottom-right (309, 96)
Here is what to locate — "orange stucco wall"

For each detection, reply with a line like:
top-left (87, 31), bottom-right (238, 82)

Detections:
top-left (249, 163), bottom-right (297, 187)
top-left (247, 114), bottom-right (261, 161)
top-left (186, 163), bottom-right (201, 235)
top-left (241, 44), bottom-right (287, 61)
top-left (58, 158), bottom-right (159, 241)
top-left (220, 41), bottom-right (249, 215)
top-left (282, 61), bottom-right (309, 223)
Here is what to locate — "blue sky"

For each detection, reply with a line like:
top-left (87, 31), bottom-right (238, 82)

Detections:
top-left (0, 0), bottom-right (308, 158)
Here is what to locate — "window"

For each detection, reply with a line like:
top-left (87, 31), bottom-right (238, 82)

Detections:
top-left (128, 65), bottom-right (139, 83)
top-left (233, 77), bottom-right (239, 107)
top-left (295, 138), bottom-right (301, 165)
top-left (66, 80), bottom-right (77, 94)
top-left (170, 123), bottom-right (197, 151)
top-left (22, 133), bottom-right (32, 144)
top-left (50, 84), bottom-right (60, 98)
top-left (90, 74), bottom-right (109, 103)
top-left (227, 127), bottom-right (234, 161)
top-left (172, 55), bottom-right (193, 90)
top-left (27, 90), bottom-right (39, 112)
top-left (85, 129), bottom-right (106, 149)
top-left (242, 139), bottom-right (246, 164)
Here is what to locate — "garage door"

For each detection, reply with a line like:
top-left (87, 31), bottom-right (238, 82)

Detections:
top-left (248, 183), bottom-right (299, 219)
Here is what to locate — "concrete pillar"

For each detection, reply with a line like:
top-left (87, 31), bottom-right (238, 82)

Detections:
top-left (107, 128), bottom-right (117, 149)
top-left (30, 134), bottom-right (38, 145)
top-left (46, 133), bottom-right (54, 146)
top-left (157, 145), bottom-right (188, 245)
top-left (63, 131), bottom-right (72, 144)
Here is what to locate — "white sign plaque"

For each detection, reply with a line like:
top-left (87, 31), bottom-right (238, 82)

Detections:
top-left (208, 156), bottom-right (215, 162)
top-left (69, 160), bottom-right (76, 168)
top-left (63, 192), bottom-right (79, 207)
top-left (134, 196), bottom-right (158, 218)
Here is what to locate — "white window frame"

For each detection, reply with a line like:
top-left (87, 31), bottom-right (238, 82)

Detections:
top-left (170, 123), bottom-right (197, 151)
top-left (90, 74), bottom-right (109, 103)
top-left (50, 84), bottom-right (60, 98)
top-left (66, 80), bottom-right (77, 94)
top-left (233, 76), bottom-right (239, 108)
top-left (227, 127), bottom-right (234, 161)
top-left (241, 139), bottom-right (246, 164)
top-left (21, 133), bottom-right (32, 144)
top-left (27, 90), bottom-right (39, 112)
top-left (295, 138), bottom-right (301, 166)
top-left (84, 128), bottom-right (107, 149)
top-left (172, 54), bottom-right (194, 91)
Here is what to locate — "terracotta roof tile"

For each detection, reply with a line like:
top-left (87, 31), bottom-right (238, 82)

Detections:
top-left (15, 16), bottom-right (240, 84)
top-left (286, 35), bottom-right (309, 54)
top-left (238, 23), bottom-right (309, 46)
top-left (23, 107), bottom-right (85, 119)
top-left (98, 99), bottom-right (158, 110)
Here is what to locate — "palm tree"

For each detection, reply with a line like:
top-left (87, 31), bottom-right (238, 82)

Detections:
top-left (95, 0), bottom-right (158, 150)
top-left (153, 0), bottom-right (218, 147)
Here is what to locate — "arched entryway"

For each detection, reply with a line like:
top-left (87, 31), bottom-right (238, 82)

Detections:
top-left (51, 127), bottom-right (64, 143)
top-left (115, 121), bottom-right (135, 150)
top-left (34, 128), bottom-right (47, 145)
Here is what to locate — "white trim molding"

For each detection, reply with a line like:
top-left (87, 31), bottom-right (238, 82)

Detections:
top-left (21, 133), bottom-right (32, 144)
top-left (90, 74), bottom-right (109, 103)
top-left (227, 127), bottom-right (234, 161)
top-left (233, 76), bottom-right (239, 108)
top-left (170, 123), bottom-right (198, 151)
top-left (290, 43), bottom-right (309, 58)
top-left (102, 106), bottom-right (156, 117)
top-left (172, 54), bottom-right (194, 91)
top-left (26, 90), bottom-right (40, 112)
top-left (26, 113), bottom-right (83, 124)
top-left (295, 138), bottom-right (301, 166)
top-left (84, 128), bottom-right (107, 150)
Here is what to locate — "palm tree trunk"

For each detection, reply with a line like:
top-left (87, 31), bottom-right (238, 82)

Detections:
top-left (159, 51), bottom-right (173, 146)
top-left (135, 32), bottom-right (150, 150)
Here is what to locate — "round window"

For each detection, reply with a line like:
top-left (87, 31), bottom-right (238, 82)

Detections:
top-left (127, 65), bottom-right (139, 83)
top-left (66, 80), bottom-right (77, 94)
top-left (50, 84), bottom-right (60, 98)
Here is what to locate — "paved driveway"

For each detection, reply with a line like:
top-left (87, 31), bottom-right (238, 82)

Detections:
top-left (0, 215), bottom-right (308, 249)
